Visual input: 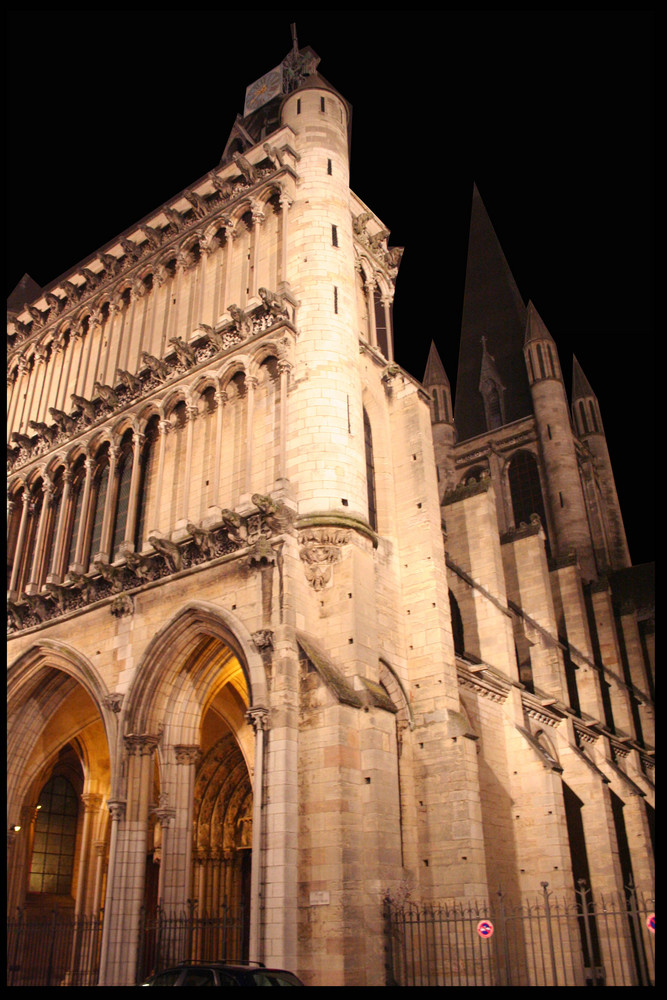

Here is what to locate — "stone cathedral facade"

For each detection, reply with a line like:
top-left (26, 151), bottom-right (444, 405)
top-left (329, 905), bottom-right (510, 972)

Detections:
top-left (7, 39), bottom-right (654, 987)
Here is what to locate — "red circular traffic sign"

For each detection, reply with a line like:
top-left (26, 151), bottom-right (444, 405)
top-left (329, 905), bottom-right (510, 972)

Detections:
top-left (477, 919), bottom-right (494, 939)
top-left (646, 913), bottom-right (655, 934)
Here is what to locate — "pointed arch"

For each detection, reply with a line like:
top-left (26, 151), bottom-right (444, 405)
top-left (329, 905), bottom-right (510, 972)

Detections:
top-left (123, 601), bottom-right (268, 745)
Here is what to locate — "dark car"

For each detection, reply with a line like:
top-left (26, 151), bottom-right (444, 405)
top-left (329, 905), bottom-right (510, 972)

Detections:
top-left (139, 961), bottom-right (304, 986)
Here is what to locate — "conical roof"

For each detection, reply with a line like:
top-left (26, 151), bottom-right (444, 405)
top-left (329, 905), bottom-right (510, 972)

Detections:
top-left (572, 354), bottom-right (597, 401)
top-left (423, 341), bottom-right (450, 389)
top-left (454, 185), bottom-right (532, 441)
top-left (7, 273), bottom-right (43, 315)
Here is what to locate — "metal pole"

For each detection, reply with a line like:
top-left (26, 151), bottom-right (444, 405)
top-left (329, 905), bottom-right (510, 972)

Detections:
top-left (540, 882), bottom-right (559, 986)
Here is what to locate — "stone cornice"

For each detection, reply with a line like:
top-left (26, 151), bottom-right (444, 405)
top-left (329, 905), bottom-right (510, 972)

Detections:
top-left (8, 309), bottom-right (297, 478)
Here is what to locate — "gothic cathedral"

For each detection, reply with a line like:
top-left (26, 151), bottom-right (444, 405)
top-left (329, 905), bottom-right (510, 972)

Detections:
top-left (7, 37), bottom-right (654, 987)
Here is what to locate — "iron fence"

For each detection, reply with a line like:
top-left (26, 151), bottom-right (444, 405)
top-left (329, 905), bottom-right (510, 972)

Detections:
top-left (384, 880), bottom-right (655, 987)
top-left (137, 901), bottom-right (248, 983)
top-left (7, 909), bottom-right (103, 987)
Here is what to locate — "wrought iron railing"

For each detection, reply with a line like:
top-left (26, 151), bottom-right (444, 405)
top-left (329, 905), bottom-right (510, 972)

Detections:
top-left (384, 881), bottom-right (655, 987)
top-left (7, 909), bottom-right (103, 987)
top-left (137, 901), bottom-right (248, 983)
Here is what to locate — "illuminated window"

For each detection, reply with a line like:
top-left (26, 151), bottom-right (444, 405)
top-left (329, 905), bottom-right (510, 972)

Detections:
top-left (29, 775), bottom-right (78, 896)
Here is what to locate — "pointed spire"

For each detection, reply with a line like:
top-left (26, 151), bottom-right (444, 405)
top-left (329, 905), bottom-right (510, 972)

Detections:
top-left (423, 340), bottom-right (450, 389)
top-left (454, 184), bottom-right (532, 441)
top-left (524, 300), bottom-right (556, 345)
top-left (572, 354), bottom-right (596, 402)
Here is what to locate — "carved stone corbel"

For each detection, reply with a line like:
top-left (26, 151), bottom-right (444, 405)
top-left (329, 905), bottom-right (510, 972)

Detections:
top-left (298, 527), bottom-right (350, 590)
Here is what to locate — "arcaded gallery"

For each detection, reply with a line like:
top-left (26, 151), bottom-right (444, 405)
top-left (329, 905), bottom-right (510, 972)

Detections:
top-left (7, 34), bottom-right (654, 987)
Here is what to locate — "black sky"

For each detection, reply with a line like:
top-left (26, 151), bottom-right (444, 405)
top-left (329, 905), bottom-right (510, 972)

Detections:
top-left (6, 11), bottom-right (654, 564)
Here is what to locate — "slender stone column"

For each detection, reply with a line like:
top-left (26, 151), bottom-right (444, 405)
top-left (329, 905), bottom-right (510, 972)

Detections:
top-left (25, 475), bottom-right (54, 593)
top-left (150, 419), bottom-right (171, 537)
top-left (244, 377), bottom-right (258, 497)
top-left (97, 800), bottom-right (126, 985)
top-left (365, 277), bottom-right (377, 348)
top-left (381, 293), bottom-right (394, 361)
top-left (161, 746), bottom-right (201, 910)
top-left (246, 706), bottom-right (269, 963)
top-left (72, 457), bottom-right (95, 573)
top-left (249, 203), bottom-right (265, 300)
top-left (154, 801), bottom-right (176, 906)
top-left (212, 388), bottom-right (227, 510)
top-left (122, 429), bottom-right (145, 552)
top-left (179, 407), bottom-right (198, 525)
top-left (98, 444), bottom-right (120, 560)
top-left (47, 468), bottom-right (72, 584)
top-left (276, 361), bottom-right (291, 487)
top-left (278, 193), bottom-right (292, 287)
top-left (74, 793), bottom-right (103, 916)
top-left (8, 488), bottom-right (32, 597)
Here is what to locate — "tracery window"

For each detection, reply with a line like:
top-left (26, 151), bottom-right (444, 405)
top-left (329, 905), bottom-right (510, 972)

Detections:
top-left (28, 775), bottom-right (79, 896)
top-left (508, 450), bottom-right (550, 553)
top-left (65, 459), bottom-right (86, 571)
top-left (87, 447), bottom-right (110, 568)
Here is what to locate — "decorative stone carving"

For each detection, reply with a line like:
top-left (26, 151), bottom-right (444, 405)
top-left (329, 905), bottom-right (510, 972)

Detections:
top-left (208, 172), bottom-right (234, 200)
top-left (258, 287), bottom-right (287, 318)
top-left (298, 527), bottom-right (350, 590)
top-left (228, 304), bottom-right (252, 335)
top-left (110, 593), bottom-right (135, 617)
top-left (232, 152), bottom-right (258, 185)
top-left (262, 142), bottom-right (285, 169)
top-left (116, 368), bottom-right (142, 394)
top-left (169, 336), bottom-right (197, 367)
top-left (124, 733), bottom-right (160, 756)
top-left (48, 406), bottom-right (77, 433)
top-left (104, 692), bottom-right (124, 713)
top-left (187, 521), bottom-right (219, 560)
top-left (252, 629), bottom-right (274, 650)
top-left (148, 534), bottom-right (182, 573)
top-left (141, 352), bottom-right (170, 379)
top-left (123, 550), bottom-right (154, 582)
top-left (173, 744), bottom-right (202, 766)
top-left (28, 420), bottom-right (59, 444)
top-left (219, 509), bottom-right (246, 547)
top-left (93, 381), bottom-right (120, 408)
top-left (184, 189), bottom-right (210, 219)
top-left (94, 558), bottom-right (125, 593)
top-left (70, 393), bottom-right (97, 422)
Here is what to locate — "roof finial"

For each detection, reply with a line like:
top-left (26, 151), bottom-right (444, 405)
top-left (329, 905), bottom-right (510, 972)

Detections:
top-left (291, 23), bottom-right (299, 57)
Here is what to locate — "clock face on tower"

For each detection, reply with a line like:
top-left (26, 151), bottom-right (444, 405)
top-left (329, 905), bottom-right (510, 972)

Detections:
top-left (244, 66), bottom-right (283, 116)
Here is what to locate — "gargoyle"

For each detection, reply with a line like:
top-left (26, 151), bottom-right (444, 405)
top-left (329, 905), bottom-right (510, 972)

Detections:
top-left (28, 420), bottom-right (59, 444)
top-left (10, 431), bottom-right (36, 450)
top-left (93, 382), bottom-right (120, 407)
top-left (187, 521), bottom-right (218, 560)
top-left (116, 369), bottom-right (142, 394)
top-left (252, 493), bottom-right (294, 534)
top-left (232, 152), bottom-right (258, 185)
top-left (141, 352), bottom-right (170, 379)
top-left (148, 534), bottom-right (182, 573)
top-left (93, 559), bottom-right (126, 593)
top-left (169, 336), bottom-right (197, 367)
top-left (184, 189), bottom-right (210, 219)
top-left (49, 407), bottom-right (77, 433)
top-left (98, 252), bottom-right (123, 275)
top-left (45, 293), bottom-right (64, 314)
top-left (124, 549), bottom-right (155, 581)
top-left (7, 600), bottom-right (29, 629)
top-left (71, 393), bottom-right (97, 421)
top-left (228, 304), bottom-right (252, 335)
top-left (163, 207), bottom-right (184, 231)
top-left (208, 172), bottom-right (234, 199)
top-left (24, 592), bottom-right (53, 622)
top-left (67, 570), bottom-right (97, 603)
top-left (262, 143), bottom-right (285, 169)
top-left (141, 225), bottom-right (163, 249)
top-left (121, 238), bottom-right (142, 258)
top-left (44, 581), bottom-right (70, 613)
top-left (258, 287), bottom-right (287, 317)
top-left (219, 509), bottom-right (246, 546)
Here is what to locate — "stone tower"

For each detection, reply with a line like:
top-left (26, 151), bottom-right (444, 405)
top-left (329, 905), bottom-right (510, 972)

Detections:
top-left (6, 35), bottom-right (654, 990)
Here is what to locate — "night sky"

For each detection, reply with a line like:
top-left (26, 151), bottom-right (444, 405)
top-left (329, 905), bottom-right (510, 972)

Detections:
top-left (6, 11), bottom-right (654, 564)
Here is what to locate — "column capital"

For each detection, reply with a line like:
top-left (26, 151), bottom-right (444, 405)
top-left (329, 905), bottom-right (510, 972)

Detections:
top-left (124, 733), bottom-right (160, 756)
top-left (173, 744), bottom-right (202, 766)
top-left (246, 705), bottom-right (270, 733)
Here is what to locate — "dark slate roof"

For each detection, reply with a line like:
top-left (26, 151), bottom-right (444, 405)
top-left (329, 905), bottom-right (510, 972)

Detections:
top-left (454, 185), bottom-right (532, 441)
top-left (7, 273), bottom-right (43, 314)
